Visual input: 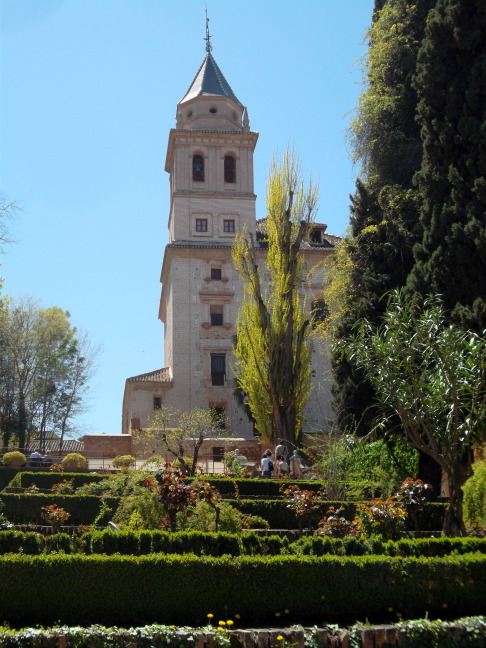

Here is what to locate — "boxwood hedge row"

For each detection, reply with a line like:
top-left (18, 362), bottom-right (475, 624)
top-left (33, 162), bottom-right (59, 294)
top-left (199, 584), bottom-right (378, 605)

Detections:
top-left (8, 471), bottom-right (107, 490)
top-left (8, 473), bottom-right (321, 497)
top-left (0, 493), bottom-right (119, 525)
top-left (0, 552), bottom-right (484, 627)
top-left (0, 492), bottom-right (447, 530)
top-left (0, 529), bottom-right (484, 558)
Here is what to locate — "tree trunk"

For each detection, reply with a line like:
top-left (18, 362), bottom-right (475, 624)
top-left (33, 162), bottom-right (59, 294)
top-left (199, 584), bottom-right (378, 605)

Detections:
top-left (442, 479), bottom-right (467, 537)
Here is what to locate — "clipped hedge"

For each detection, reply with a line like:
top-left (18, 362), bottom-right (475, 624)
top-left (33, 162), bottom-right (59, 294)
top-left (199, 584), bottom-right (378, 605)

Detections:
top-left (8, 471), bottom-right (107, 490)
top-left (0, 493), bottom-right (119, 525)
top-left (0, 467), bottom-right (19, 491)
top-left (233, 498), bottom-right (446, 532)
top-left (0, 529), bottom-right (484, 558)
top-left (0, 492), bottom-right (447, 531)
top-left (186, 477), bottom-right (321, 497)
top-left (0, 552), bottom-right (484, 627)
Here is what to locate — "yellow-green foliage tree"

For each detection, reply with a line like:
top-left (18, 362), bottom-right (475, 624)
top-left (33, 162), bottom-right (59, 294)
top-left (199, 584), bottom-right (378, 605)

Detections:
top-left (232, 150), bottom-right (318, 447)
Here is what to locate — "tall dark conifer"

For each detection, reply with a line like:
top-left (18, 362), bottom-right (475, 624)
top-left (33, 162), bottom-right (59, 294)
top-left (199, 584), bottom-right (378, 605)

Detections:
top-left (408, 0), bottom-right (486, 331)
top-left (331, 0), bottom-right (435, 434)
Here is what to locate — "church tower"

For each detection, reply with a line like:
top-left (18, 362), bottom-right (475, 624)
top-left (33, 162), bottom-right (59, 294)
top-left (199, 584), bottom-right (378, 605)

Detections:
top-left (122, 26), bottom-right (337, 439)
top-left (159, 31), bottom-right (258, 433)
top-left (123, 30), bottom-right (259, 436)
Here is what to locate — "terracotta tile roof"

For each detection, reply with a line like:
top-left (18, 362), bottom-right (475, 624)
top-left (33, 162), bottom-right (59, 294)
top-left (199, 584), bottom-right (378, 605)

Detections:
top-left (256, 218), bottom-right (339, 249)
top-left (29, 438), bottom-right (84, 453)
top-left (126, 368), bottom-right (172, 383)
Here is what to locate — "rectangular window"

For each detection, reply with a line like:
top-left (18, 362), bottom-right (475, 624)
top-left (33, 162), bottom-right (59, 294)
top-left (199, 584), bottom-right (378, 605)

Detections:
top-left (196, 218), bottom-right (208, 232)
top-left (211, 406), bottom-right (226, 430)
top-left (210, 305), bottom-right (223, 326)
top-left (210, 353), bottom-right (226, 386)
top-left (211, 267), bottom-right (222, 280)
top-left (223, 219), bottom-right (235, 233)
top-left (153, 396), bottom-right (162, 410)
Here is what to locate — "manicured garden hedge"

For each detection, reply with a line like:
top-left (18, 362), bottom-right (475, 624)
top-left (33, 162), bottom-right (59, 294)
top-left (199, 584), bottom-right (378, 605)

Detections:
top-left (0, 492), bottom-right (447, 530)
top-left (0, 493), bottom-right (119, 525)
top-left (0, 467), bottom-right (19, 491)
top-left (232, 499), bottom-right (446, 531)
top-left (186, 477), bottom-right (321, 497)
top-left (0, 552), bottom-right (484, 627)
top-left (0, 529), bottom-right (484, 558)
top-left (7, 471), bottom-right (107, 490)
top-left (7, 473), bottom-right (321, 497)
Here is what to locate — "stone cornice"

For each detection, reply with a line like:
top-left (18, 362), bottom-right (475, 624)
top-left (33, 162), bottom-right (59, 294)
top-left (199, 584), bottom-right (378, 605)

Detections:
top-left (165, 128), bottom-right (259, 172)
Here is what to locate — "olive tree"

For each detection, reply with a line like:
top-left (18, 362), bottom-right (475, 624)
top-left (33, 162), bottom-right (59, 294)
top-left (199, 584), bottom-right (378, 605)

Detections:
top-left (342, 289), bottom-right (486, 536)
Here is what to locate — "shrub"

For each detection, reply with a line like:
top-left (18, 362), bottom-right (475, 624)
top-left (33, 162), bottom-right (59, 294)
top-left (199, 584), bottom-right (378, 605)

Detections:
top-left (463, 459), bottom-right (486, 527)
top-left (61, 453), bottom-right (87, 471)
top-left (113, 455), bottom-right (136, 469)
top-left (8, 472), bottom-right (105, 490)
top-left (41, 504), bottom-right (71, 531)
top-left (0, 553), bottom-right (484, 627)
top-left (2, 451), bottom-right (26, 467)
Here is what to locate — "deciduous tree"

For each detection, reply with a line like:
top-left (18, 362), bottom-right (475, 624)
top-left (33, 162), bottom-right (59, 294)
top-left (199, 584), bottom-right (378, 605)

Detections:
top-left (146, 406), bottom-right (228, 477)
top-left (232, 149), bottom-right (318, 447)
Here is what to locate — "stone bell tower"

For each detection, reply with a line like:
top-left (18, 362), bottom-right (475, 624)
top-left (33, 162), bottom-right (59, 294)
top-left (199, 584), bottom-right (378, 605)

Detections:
top-left (122, 24), bottom-right (337, 438)
top-left (123, 26), bottom-right (259, 436)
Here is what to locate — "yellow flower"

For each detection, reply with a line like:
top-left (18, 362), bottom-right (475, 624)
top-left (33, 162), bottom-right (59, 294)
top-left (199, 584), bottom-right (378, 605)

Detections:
top-left (235, 614), bottom-right (241, 620)
top-left (277, 636), bottom-right (284, 641)
top-left (219, 620), bottom-right (226, 626)
top-left (217, 627), bottom-right (223, 632)
top-left (207, 614), bottom-right (214, 619)
top-left (284, 609), bottom-right (289, 614)
top-left (227, 620), bottom-right (234, 626)
top-left (275, 612), bottom-right (281, 617)
top-left (387, 607), bottom-right (393, 612)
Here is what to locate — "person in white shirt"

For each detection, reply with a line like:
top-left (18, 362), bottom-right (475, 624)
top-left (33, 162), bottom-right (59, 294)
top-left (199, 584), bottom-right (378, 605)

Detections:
top-left (261, 451), bottom-right (273, 478)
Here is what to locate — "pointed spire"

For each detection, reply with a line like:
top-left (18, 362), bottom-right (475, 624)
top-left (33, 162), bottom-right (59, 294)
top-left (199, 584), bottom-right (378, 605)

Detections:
top-left (204, 9), bottom-right (212, 53)
top-left (180, 53), bottom-right (241, 105)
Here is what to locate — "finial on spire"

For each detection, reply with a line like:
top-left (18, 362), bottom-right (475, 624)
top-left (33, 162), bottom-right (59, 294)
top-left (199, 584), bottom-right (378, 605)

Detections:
top-left (204, 8), bottom-right (212, 53)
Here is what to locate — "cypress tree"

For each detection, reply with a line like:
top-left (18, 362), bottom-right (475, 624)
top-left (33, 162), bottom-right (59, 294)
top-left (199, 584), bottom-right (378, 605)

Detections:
top-left (331, 0), bottom-right (435, 433)
top-left (408, 0), bottom-right (486, 331)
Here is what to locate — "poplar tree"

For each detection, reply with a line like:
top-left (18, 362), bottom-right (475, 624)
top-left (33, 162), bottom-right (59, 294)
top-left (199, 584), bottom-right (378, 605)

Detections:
top-left (232, 150), bottom-right (318, 447)
top-left (407, 0), bottom-right (486, 331)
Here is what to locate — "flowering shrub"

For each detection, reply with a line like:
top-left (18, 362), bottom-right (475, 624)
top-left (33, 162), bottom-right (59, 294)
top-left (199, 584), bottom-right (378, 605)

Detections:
top-left (280, 483), bottom-right (322, 533)
top-left (41, 504), bottom-right (71, 531)
top-left (141, 462), bottom-right (224, 532)
top-left (397, 477), bottom-right (432, 506)
top-left (51, 479), bottom-right (74, 494)
top-left (354, 497), bottom-right (407, 540)
top-left (316, 506), bottom-right (358, 538)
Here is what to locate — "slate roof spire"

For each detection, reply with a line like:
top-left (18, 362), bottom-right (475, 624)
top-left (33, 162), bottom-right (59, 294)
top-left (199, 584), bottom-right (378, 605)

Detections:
top-left (180, 14), bottom-right (241, 105)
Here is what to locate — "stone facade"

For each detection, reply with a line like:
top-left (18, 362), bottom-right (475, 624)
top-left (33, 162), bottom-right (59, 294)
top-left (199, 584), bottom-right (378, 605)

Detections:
top-left (122, 50), bottom-right (338, 440)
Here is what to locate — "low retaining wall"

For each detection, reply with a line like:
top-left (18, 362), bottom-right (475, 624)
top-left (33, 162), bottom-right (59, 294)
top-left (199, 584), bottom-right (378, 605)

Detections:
top-left (1, 623), bottom-right (485, 648)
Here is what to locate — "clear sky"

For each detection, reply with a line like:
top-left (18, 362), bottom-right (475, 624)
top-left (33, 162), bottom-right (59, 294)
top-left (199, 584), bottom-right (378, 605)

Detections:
top-left (0, 0), bottom-right (374, 438)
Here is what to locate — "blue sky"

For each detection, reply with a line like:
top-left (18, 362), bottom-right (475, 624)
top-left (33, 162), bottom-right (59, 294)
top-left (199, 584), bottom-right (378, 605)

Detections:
top-left (0, 0), bottom-right (374, 438)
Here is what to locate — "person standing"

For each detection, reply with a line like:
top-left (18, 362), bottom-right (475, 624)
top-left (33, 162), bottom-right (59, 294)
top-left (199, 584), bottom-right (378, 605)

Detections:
top-left (275, 440), bottom-right (288, 461)
top-left (261, 450), bottom-right (273, 478)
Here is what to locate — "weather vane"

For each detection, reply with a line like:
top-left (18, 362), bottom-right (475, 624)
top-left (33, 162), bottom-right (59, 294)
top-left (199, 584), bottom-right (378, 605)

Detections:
top-left (204, 8), bottom-right (212, 53)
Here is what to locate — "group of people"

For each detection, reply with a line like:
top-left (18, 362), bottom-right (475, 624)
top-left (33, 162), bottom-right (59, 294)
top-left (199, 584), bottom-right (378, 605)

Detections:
top-left (260, 441), bottom-right (306, 478)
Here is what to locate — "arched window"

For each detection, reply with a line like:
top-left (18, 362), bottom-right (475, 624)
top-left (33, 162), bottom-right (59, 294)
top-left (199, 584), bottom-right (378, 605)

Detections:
top-left (193, 154), bottom-right (204, 182)
top-left (224, 155), bottom-right (236, 183)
